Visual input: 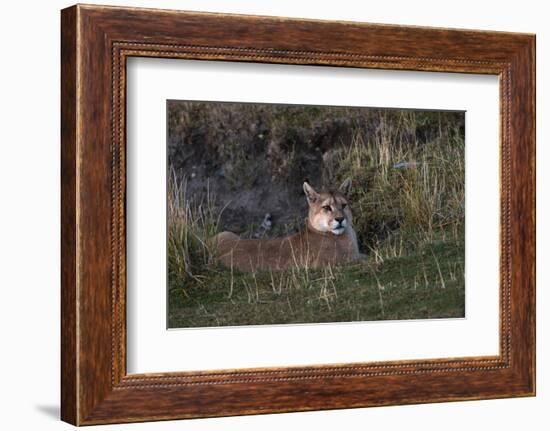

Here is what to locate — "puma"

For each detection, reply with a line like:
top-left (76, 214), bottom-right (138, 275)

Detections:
top-left (213, 178), bottom-right (360, 273)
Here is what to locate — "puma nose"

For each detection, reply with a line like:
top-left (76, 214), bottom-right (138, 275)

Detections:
top-left (335, 217), bottom-right (344, 224)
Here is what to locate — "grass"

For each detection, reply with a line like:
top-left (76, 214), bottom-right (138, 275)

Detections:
top-left (167, 109), bottom-right (465, 328)
top-left (168, 237), bottom-right (464, 328)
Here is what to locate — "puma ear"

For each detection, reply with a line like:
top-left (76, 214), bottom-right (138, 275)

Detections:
top-left (303, 181), bottom-right (319, 205)
top-left (339, 177), bottom-right (352, 196)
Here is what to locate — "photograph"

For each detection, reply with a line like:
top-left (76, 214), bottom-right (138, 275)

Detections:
top-left (1, 0), bottom-right (539, 428)
top-left (167, 100), bottom-right (466, 328)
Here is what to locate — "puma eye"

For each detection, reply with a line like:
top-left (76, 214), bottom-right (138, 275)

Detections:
top-left (322, 205), bottom-right (332, 212)
top-left (341, 203), bottom-right (347, 209)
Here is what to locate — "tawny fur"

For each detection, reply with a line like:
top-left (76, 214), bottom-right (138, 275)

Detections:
top-left (212, 179), bottom-right (360, 273)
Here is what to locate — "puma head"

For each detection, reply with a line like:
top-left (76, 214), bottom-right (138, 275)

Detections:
top-left (303, 178), bottom-right (353, 236)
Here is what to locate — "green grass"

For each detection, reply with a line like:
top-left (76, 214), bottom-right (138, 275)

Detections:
top-left (167, 109), bottom-right (465, 328)
top-left (168, 231), bottom-right (464, 328)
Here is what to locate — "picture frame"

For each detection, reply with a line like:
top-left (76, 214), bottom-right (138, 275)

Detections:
top-left (60, 4), bottom-right (535, 425)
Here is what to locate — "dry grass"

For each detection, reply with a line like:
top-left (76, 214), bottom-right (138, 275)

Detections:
top-left (167, 169), bottom-right (224, 294)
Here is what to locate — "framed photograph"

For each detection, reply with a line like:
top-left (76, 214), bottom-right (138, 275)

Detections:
top-left (61, 4), bottom-right (535, 425)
